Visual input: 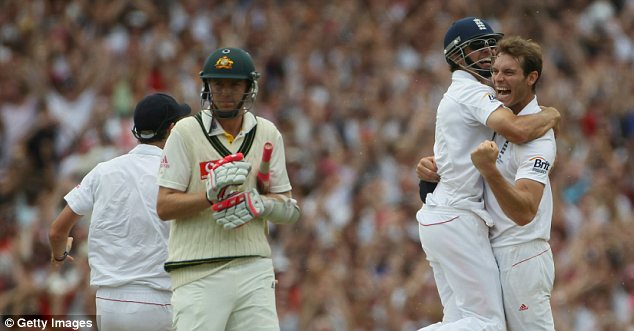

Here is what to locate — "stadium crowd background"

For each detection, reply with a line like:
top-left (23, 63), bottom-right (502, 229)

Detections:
top-left (0, 0), bottom-right (633, 330)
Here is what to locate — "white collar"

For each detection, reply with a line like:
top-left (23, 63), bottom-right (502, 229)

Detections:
top-left (517, 96), bottom-right (539, 116)
top-left (453, 70), bottom-right (481, 82)
top-left (203, 111), bottom-right (258, 136)
top-left (129, 144), bottom-right (162, 156)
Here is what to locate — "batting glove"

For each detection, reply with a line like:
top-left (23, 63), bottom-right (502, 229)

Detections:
top-left (211, 189), bottom-right (272, 229)
top-left (206, 154), bottom-right (252, 204)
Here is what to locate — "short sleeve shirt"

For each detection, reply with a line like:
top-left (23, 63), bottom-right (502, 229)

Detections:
top-left (65, 144), bottom-right (171, 290)
top-left (487, 97), bottom-right (556, 247)
top-left (426, 70), bottom-right (504, 224)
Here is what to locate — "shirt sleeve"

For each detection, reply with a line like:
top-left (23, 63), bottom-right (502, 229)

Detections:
top-left (514, 130), bottom-right (556, 184)
top-left (157, 128), bottom-right (191, 192)
top-left (462, 84), bottom-right (504, 126)
top-left (64, 168), bottom-right (98, 216)
top-left (269, 131), bottom-right (292, 194)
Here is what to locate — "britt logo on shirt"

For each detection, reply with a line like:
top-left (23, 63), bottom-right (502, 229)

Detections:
top-left (199, 159), bottom-right (224, 180)
top-left (530, 156), bottom-right (550, 174)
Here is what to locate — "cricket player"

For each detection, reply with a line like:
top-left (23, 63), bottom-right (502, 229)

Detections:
top-left (471, 36), bottom-right (556, 330)
top-left (415, 17), bottom-right (559, 331)
top-left (156, 47), bottom-right (300, 331)
top-left (49, 93), bottom-right (191, 331)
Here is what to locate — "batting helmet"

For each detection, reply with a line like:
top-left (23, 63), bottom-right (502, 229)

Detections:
top-left (200, 47), bottom-right (260, 118)
top-left (443, 17), bottom-right (503, 79)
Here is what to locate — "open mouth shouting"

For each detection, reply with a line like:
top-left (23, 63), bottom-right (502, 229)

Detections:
top-left (495, 86), bottom-right (511, 103)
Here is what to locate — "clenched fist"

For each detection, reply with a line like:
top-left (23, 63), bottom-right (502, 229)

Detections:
top-left (471, 140), bottom-right (499, 175)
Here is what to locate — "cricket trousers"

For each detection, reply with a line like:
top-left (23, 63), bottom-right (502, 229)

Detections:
top-left (96, 284), bottom-right (173, 331)
top-left (493, 240), bottom-right (555, 331)
top-left (171, 258), bottom-right (279, 331)
top-left (417, 206), bottom-right (506, 331)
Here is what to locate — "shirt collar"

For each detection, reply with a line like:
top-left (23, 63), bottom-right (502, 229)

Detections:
top-left (204, 111), bottom-right (258, 137)
top-left (517, 96), bottom-right (539, 116)
top-left (129, 144), bottom-right (163, 156)
top-left (453, 70), bottom-right (480, 82)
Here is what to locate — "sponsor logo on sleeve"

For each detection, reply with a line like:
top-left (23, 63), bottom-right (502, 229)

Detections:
top-left (484, 92), bottom-right (498, 102)
top-left (530, 156), bottom-right (550, 174)
top-left (160, 155), bottom-right (169, 169)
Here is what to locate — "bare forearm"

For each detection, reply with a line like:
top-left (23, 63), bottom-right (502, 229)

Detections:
top-left (508, 110), bottom-right (557, 144)
top-left (49, 206), bottom-right (80, 262)
top-left (480, 169), bottom-right (536, 226)
top-left (49, 230), bottom-right (69, 258)
top-left (157, 190), bottom-right (210, 220)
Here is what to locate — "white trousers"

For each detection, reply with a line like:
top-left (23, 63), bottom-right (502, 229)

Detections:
top-left (417, 206), bottom-right (506, 331)
top-left (494, 240), bottom-right (555, 331)
top-left (171, 258), bottom-right (279, 331)
top-left (96, 284), bottom-right (173, 331)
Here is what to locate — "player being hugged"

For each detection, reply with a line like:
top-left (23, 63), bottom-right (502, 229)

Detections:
top-left (156, 47), bottom-right (300, 331)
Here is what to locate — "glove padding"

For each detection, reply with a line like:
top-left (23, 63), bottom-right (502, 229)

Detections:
top-left (212, 189), bottom-right (270, 229)
top-left (206, 154), bottom-right (251, 203)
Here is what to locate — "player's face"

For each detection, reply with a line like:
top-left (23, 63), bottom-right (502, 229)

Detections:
top-left (491, 53), bottom-right (535, 113)
top-left (209, 79), bottom-right (249, 111)
top-left (464, 38), bottom-right (497, 71)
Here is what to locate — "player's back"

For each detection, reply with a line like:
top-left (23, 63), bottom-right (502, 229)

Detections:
top-left (78, 144), bottom-right (171, 290)
top-left (425, 70), bottom-right (502, 215)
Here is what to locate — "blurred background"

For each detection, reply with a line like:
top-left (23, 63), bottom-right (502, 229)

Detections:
top-left (0, 0), bottom-right (632, 330)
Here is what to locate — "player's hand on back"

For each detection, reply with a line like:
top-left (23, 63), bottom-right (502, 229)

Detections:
top-left (417, 156), bottom-right (440, 182)
top-left (539, 106), bottom-right (560, 137)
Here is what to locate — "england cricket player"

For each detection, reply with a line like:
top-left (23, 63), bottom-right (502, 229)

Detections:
top-left (156, 47), bottom-right (300, 331)
top-left (471, 36), bottom-right (556, 331)
top-left (49, 93), bottom-right (191, 331)
top-left (415, 17), bottom-right (559, 331)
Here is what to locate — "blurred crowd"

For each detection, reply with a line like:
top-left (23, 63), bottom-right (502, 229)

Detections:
top-left (0, 0), bottom-right (633, 330)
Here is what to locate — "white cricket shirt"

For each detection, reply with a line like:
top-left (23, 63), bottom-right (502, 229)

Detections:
top-left (64, 144), bottom-right (171, 291)
top-left (488, 97), bottom-right (556, 247)
top-left (425, 70), bottom-right (504, 225)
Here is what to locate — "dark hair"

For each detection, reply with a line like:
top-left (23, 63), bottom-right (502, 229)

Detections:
top-left (496, 36), bottom-right (543, 91)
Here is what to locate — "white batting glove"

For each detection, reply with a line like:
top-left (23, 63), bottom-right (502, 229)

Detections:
top-left (205, 154), bottom-right (252, 204)
top-left (211, 189), bottom-right (273, 229)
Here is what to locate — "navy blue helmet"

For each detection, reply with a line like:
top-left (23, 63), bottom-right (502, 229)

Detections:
top-left (443, 17), bottom-right (503, 79)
